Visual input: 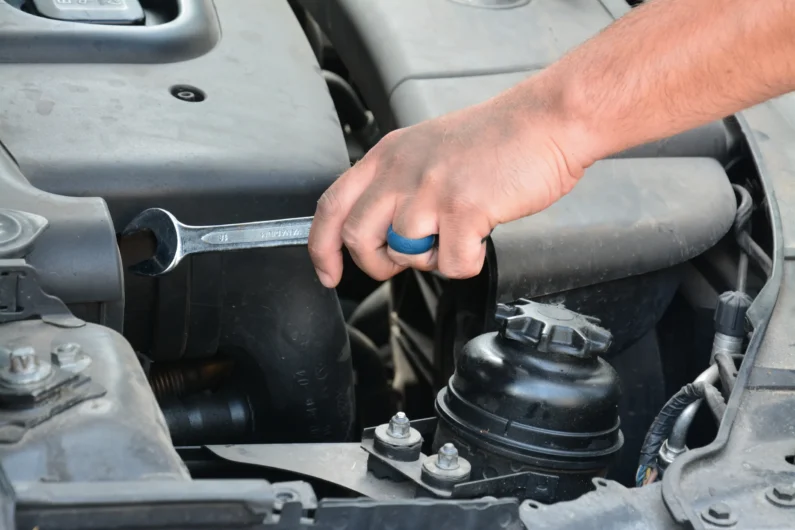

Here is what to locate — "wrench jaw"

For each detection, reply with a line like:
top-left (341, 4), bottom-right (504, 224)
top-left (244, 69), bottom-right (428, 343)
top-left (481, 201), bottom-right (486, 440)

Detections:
top-left (122, 208), bottom-right (183, 277)
top-left (126, 243), bottom-right (179, 277)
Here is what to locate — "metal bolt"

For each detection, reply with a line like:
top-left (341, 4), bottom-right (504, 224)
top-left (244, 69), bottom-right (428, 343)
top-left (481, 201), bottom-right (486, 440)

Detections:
top-left (386, 411), bottom-right (410, 439)
top-left (421, 442), bottom-right (471, 488)
top-left (53, 343), bottom-right (80, 363)
top-left (436, 443), bottom-right (460, 470)
top-left (51, 343), bottom-right (91, 373)
top-left (772, 484), bottom-right (795, 502)
top-left (2, 347), bottom-right (52, 385)
top-left (9, 347), bottom-right (37, 374)
top-left (701, 502), bottom-right (737, 527)
top-left (373, 411), bottom-right (423, 459)
top-left (707, 503), bottom-right (731, 520)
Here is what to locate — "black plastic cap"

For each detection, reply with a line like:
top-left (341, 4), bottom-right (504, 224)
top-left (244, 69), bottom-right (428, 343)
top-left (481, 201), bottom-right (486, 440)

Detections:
top-left (714, 291), bottom-right (752, 337)
top-left (494, 299), bottom-right (612, 357)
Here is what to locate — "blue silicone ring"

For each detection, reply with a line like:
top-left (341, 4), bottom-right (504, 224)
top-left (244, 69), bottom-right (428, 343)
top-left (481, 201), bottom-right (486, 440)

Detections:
top-left (387, 225), bottom-right (437, 255)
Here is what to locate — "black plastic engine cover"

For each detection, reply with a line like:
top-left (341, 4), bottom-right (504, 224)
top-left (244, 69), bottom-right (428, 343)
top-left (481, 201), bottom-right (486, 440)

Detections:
top-left (301, 0), bottom-right (738, 161)
top-left (0, 0), bottom-right (349, 227)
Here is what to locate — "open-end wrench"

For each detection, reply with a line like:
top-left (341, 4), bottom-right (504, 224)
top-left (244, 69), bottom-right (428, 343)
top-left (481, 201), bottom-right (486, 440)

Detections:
top-left (123, 207), bottom-right (440, 277)
top-left (122, 208), bottom-right (314, 277)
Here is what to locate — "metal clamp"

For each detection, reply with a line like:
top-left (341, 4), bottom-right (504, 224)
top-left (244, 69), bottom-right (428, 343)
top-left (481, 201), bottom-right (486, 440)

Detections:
top-left (0, 260), bottom-right (84, 328)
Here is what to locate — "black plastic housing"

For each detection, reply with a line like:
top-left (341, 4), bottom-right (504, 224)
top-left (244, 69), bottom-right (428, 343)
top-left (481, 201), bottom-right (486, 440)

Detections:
top-left (301, 0), bottom-right (739, 161)
top-left (714, 291), bottom-right (752, 337)
top-left (0, 0), bottom-right (355, 442)
top-left (435, 329), bottom-right (622, 502)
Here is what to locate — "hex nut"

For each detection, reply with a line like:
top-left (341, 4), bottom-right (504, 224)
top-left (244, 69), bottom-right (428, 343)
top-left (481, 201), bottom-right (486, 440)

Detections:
top-left (773, 485), bottom-right (795, 501)
top-left (436, 443), bottom-right (460, 470)
top-left (421, 443), bottom-right (471, 490)
top-left (51, 343), bottom-right (92, 373)
top-left (386, 412), bottom-right (411, 438)
top-left (373, 412), bottom-right (423, 461)
top-left (708, 504), bottom-right (731, 520)
top-left (374, 413), bottom-right (422, 449)
top-left (700, 502), bottom-right (737, 527)
top-left (766, 484), bottom-right (795, 508)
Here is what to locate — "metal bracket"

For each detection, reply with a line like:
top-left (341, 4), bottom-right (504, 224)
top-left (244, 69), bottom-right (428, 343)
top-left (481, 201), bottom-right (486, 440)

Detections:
top-left (0, 260), bottom-right (83, 327)
top-left (361, 419), bottom-right (559, 502)
top-left (0, 367), bottom-right (106, 443)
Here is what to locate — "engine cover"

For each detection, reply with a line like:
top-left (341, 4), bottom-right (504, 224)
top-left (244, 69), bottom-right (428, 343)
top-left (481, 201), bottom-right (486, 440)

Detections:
top-left (0, 0), bottom-right (348, 228)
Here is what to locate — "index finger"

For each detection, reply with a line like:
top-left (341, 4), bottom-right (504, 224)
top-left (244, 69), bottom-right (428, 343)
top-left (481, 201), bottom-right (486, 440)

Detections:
top-left (308, 158), bottom-right (376, 288)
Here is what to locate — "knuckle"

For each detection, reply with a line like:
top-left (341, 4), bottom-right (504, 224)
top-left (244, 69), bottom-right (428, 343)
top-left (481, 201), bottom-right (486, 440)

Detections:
top-left (388, 253), bottom-right (417, 269)
top-left (316, 188), bottom-right (343, 219)
top-left (412, 257), bottom-right (436, 272)
top-left (387, 252), bottom-right (410, 267)
top-left (441, 194), bottom-right (478, 216)
top-left (381, 151), bottom-right (407, 175)
top-left (307, 240), bottom-right (325, 261)
top-left (440, 260), bottom-right (481, 279)
top-left (418, 166), bottom-right (445, 191)
top-left (341, 219), bottom-right (364, 251)
top-left (382, 129), bottom-right (405, 144)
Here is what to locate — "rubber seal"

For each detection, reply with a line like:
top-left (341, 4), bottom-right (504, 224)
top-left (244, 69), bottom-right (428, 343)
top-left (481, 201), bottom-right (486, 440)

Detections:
top-left (387, 225), bottom-right (437, 255)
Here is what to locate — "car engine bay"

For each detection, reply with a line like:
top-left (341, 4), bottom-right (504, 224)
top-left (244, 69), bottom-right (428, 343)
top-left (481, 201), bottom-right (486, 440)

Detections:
top-left (0, 1), bottom-right (792, 529)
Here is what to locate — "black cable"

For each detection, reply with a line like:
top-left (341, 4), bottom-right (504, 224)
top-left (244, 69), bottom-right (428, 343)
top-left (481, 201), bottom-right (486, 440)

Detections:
top-left (323, 70), bottom-right (370, 131)
top-left (636, 381), bottom-right (724, 486)
top-left (704, 383), bottom-right (728, 420)
top-left (714, 352), bottom-right (737, 400)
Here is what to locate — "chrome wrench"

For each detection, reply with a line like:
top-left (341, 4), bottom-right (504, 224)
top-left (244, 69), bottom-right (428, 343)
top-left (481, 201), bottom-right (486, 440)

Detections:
top-left (122, 208), bottom-right (313, 277)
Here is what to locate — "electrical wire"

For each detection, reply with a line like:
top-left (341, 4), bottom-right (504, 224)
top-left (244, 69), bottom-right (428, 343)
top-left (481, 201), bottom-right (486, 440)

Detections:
top-left (714, 352), bottom-right (738, 399)
top-left (636, 381), bottom-right (724, 487)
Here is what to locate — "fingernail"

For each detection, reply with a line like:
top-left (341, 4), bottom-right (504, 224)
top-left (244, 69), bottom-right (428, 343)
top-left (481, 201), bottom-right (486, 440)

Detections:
top-left (315, 269), bottom-right (334, 288)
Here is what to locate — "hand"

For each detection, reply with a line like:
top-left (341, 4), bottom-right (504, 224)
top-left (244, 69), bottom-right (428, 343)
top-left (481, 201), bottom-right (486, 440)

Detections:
top-left (308, 80), bottom-right (590, 288)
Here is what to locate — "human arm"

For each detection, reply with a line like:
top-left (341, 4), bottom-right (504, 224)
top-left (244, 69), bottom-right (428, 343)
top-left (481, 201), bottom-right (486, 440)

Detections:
top-left (308, 0), bottom-right (795, 288)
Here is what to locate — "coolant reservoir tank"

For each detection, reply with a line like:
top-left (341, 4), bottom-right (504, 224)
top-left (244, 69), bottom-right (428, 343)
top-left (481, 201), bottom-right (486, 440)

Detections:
top-left (434, 299), bottom-right (623, 502)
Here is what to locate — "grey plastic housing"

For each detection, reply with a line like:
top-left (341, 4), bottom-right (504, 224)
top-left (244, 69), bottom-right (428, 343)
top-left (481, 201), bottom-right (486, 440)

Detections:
top-left (0, 145), bottom-right (123, 329)
top-left (488, 158), bottom-right (737, 302)
top-left (0, 320), bottom-right (188, 483)
top-left (301, 0), bottom-right (738, 161)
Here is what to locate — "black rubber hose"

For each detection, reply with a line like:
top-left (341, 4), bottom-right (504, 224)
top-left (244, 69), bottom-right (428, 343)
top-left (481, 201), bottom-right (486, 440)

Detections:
top-left (636, 381), bottom-right (724, 485)
top-left (323, 70), bottom-right (370, 131)
top-left (348, 282), bottom-right (391, 347)
top-left (219, 247), bottom-right (355, 443)
top-left (161, 389), bottom-right (254, 446)
top-left (347, 324), bottom-right (395, 427)
top-left (347, 324), bottom-right (389, 390)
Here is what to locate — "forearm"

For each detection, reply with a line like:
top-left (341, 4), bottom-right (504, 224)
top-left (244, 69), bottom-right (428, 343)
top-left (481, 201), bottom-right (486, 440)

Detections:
top-left (529, 0), bottom-right (795, 165)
